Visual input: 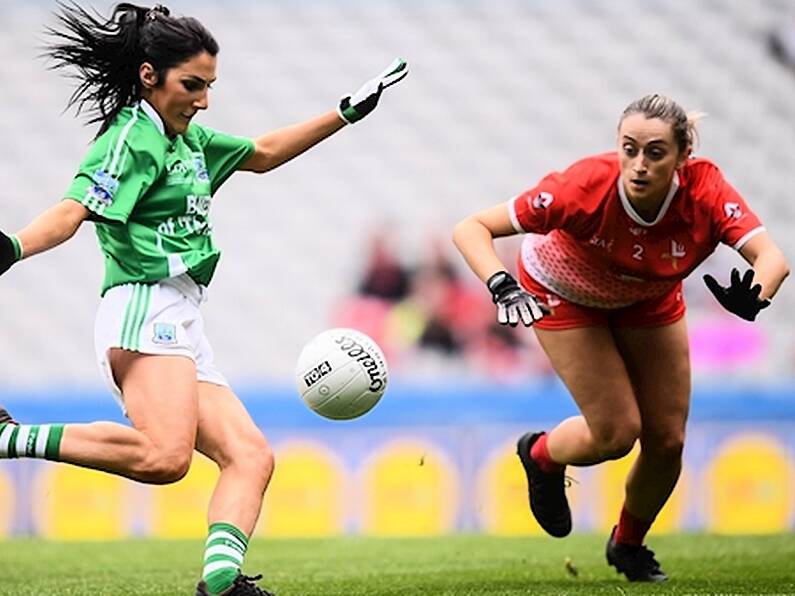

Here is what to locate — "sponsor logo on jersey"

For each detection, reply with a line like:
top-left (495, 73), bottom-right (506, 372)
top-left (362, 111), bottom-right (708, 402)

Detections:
top-left (589, 235), bottom-right (614, 252)
top-left (152, 322), bottom-right (177, 345)
top-left (185, 194), bottom-right (211, 216)
top-left (86, 184), bottom-right (112, 205)
top-left (724, 202), bottom-right (743, 219)
top-left (662, 239), bottom-right (686, 270)
top-left (303, 360), bottom-right (332, 388)
top-left (166, 159), bottom-right (192, 185)
top-left (88, 169), bottom-right (120, 205)
top-left (156, 194), bottom-right (213, 238)
top-left (166, 153), bottom-right (210, 185)
top-left (193, 154), bottom-right (210, 183)
top-left (629, 226), bottom-right (647, 237)
top-left (532, 191), bottom-right (554, 209)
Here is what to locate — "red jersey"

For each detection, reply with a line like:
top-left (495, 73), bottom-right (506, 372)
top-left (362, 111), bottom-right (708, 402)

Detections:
top-left (509, 153), bottom-right (764, 308)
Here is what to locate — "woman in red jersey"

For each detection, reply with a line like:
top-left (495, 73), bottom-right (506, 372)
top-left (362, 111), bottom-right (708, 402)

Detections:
top-left (453, 94), bottom-right (789, 582)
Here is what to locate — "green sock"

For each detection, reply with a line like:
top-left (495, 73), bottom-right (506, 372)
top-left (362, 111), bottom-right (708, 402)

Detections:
top-left (203, 522), bottom-right (248, 594)
top-left (0, 423), bottom-right (64, 460)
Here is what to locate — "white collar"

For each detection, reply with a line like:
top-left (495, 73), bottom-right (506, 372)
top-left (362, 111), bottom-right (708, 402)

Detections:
top-left (617, 171), bottom-right (680, 227)
top-left (138, 99), bottom-right (166, 135)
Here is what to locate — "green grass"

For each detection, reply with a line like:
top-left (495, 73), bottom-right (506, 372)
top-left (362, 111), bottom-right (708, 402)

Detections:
top-left (0, 534), bottom-right (794, 595)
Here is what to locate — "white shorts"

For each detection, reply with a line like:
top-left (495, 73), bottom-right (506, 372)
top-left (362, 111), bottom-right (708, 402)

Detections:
top-left (94, 274), bottom-right (229, 413)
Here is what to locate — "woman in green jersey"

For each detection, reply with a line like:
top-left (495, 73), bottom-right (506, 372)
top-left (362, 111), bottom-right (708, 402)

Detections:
top-left (0, 4), bottom-right (407, 594)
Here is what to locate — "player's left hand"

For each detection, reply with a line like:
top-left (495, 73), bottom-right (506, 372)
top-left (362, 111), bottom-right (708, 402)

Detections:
top-left (703, 268), bottom-right (770, 321)
top-left (337, 58), bottom-right (408, 124)
top-left (0, 230), bottom-right (21, 276)
top-left (487, 271), bottom-right (549, 327)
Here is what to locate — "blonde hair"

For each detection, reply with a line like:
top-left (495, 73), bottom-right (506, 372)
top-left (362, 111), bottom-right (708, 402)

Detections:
top-left (621, 94), bottom-right (704, 154)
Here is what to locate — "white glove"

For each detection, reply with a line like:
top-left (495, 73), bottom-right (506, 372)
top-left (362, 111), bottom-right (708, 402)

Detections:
top-left (487, 271), bottom-right (549, 327)
top-left (337, 58), bottom-right (408, 124)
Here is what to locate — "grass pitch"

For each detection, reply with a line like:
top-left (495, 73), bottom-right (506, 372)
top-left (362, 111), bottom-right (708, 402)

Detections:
top-left (0, 533), bottom-right (793, 595)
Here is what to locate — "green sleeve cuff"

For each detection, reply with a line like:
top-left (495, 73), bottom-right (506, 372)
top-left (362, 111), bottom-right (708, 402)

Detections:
top-left (10, 234), bottom-right (22, 260)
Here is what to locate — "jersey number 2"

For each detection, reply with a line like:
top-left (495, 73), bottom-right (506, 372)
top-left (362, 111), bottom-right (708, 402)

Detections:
top-left (632, 244), bottom-right (644, 261)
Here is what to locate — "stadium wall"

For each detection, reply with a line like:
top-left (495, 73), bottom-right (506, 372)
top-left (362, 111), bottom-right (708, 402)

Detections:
top-left (1, 381), bottom-right (794, 539)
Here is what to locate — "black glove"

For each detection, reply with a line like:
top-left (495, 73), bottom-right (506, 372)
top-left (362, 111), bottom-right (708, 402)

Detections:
top-left (703, 268), bottom-right (770, 321)
top-left (486, 271), bottom-right (549, 327)
top-left (0, 230), bottom-right (21, 276)
top-left (337, 58), bottom-right (408, 124)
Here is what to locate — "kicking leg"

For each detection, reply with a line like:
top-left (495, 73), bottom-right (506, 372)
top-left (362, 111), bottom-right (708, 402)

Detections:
top-left (0, 351), bottom-right (199, 485)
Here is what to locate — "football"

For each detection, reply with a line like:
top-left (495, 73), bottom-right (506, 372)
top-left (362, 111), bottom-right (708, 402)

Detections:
top-left (295, 328), bottom-right (389, 420)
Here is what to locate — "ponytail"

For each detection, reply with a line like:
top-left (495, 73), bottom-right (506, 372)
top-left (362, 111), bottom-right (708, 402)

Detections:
top-left (44, 2), bottom-right (218, 136)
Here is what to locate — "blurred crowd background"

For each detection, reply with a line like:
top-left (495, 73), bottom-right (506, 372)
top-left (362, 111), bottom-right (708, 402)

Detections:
top-left (1, 0), bottom-right (795, 540)
top-left (1, 0), bottom-right (794, 389)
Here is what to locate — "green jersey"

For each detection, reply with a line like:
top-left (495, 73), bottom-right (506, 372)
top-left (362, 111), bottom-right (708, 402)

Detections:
top-left (64, 100), bottom-right (255, 295)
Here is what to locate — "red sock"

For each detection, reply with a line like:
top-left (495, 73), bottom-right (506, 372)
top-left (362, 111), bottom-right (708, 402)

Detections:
top-left (614, 505), bottom-right (653, 546)
top-left (529, 433), bottom-right (564, 474)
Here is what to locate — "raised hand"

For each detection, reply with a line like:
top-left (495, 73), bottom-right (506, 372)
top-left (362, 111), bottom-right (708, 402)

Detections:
top-left (487, 271), bottom-right (549, 327)
top-left (703, 267), bottom-right (770, 321)
top-left (337, 58), bottom-right (408, 124)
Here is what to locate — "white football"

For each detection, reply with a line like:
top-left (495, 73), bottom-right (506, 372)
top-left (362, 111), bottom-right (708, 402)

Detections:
top-left (295, 328), bottom-right (388, 420)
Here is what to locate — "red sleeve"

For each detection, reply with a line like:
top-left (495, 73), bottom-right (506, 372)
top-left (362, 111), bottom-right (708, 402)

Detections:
top-left (696, 162), bottom-right (764, 249)
top-left (508, 155), bottom-right (615, 235)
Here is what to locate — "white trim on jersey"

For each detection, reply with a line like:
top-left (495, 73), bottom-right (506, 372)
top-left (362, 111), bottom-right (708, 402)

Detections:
top-left (108, 107), bottom-right (139, 177)
top-left (733, 226), bottom-right (766, 251)
top-left (507, 195), bottom-right (525, 233)
top-left (82, 106), bottom-right (140, 215)
top-left (139, 99), bottom-right (166, 136)
top-left (167, 254), bottom-right (188, 278)
top-left (617, 172), bottom-right (680, 227)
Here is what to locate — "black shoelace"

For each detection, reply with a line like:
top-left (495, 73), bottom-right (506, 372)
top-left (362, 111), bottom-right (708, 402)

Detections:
top-left (634, 546), bottom-right (662, 570)
top-left (232, 574), bottom-right (276, 596)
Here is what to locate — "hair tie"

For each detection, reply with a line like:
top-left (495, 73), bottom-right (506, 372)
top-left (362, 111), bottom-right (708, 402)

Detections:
top-left (146, 5), bottom-right (170, 22)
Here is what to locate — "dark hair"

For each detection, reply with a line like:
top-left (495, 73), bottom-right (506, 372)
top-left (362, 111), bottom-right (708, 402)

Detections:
top-left (620, 94), bottom-right (701, 154)
top-left (44, 2), bottom-right (219, 136)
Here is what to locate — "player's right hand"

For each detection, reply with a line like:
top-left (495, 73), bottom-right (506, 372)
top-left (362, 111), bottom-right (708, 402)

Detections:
top-left (0, 230), bottom-right (21, 276)
top-left (337, 58), bottom-right (408, 124)
top-left (486, 271), bottom-right (549, 327)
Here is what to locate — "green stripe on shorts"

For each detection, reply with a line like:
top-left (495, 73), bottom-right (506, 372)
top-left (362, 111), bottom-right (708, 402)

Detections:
top-left (120, 284), bottom-right (152, 350)
top-left (119, 285), bottom-right (140, 349)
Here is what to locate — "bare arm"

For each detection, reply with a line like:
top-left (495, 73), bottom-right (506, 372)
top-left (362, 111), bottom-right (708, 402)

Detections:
top-left (738, 231), bottom-right (790, 300)
top-left (452, 202), bottom-right (519, 283)
top-left (16, 199), bottom-right (90, 259)
top-left (239, 110), bottom-right (346, 174)
top-left (238, 58), bottom-right (408, 175)
top-left (453, 202), bottom-right (547, 326)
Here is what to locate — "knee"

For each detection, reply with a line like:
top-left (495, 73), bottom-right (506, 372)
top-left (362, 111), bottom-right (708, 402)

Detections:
top-left (255, 438), bottom-right (276, 484)
top-left (228, 432), bottom-right (275, 486)
top-left (136, 446), bottom-right (193, 485)
top-left (640, 431), bottom-right (685, 463)
top-left (594, 420), bottom-right (641, 461)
